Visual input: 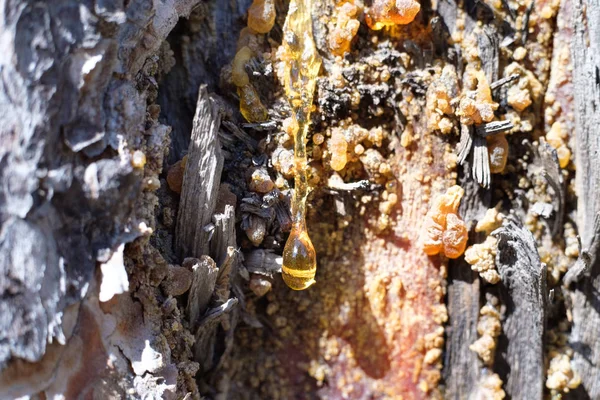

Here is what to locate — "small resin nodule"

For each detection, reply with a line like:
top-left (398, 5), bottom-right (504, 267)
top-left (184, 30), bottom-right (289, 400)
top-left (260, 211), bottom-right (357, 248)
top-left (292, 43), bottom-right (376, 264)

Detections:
top-left (421, 185), bottom-right (468, 259)
top-left (280, 0), bottom-right (322, 290)
top-left (366, 0), bottom-right (421, 30)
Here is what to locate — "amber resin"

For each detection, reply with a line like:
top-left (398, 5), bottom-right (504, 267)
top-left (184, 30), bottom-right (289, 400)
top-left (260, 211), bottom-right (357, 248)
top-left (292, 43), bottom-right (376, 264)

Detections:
top-left (232, 45), bottom-right (268, 122)
top-left (280, 0), bottom-right (322, 290)
top-left (421, 185), bottom-right (468, 259)
top-left (247, 0), bottom-right (276, 34)
top-left (366, 0), bottom-right (421, 30)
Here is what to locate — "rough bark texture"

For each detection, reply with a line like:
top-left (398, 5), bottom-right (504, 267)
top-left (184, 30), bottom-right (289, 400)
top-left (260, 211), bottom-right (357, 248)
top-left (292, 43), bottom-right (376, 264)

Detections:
top-left (569, 0), bottom-right (600, 398)
top-left (443, 166), bottom-right (488, 398)
top-left (1, 0), bottom-right (599, 398)
top-left (443, 263), bottom-right (481, 397)
top-left (0, 0), bottom-right (203, 397)
top-left (493, 219), bottom-right (547, 399)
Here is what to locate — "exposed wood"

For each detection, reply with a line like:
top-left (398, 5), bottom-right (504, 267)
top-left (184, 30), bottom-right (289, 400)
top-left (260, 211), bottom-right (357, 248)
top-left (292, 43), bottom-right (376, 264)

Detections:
top-left (244, 249), bottom-right (283, 275)
top-left (175, 85), bottom-right (224, 259)
top-left (569, 0), bottom-right (600, 396)
top-left (444, 163), bottom-right (490, 398)
top-left (211, 205), bottom-right (236, 267)
top-left (492, 218), bottom-right (546, 399)
top-left (443, 265), bottom-right (481, 397)
top-left (186, 256), bottom-right (219, 329)
top-left (194, 298), bottom-right (238, 372)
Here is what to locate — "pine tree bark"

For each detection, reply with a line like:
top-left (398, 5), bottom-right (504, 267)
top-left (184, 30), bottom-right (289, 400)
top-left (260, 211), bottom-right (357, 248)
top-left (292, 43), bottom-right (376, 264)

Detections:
top-left (1, 0), bottom-right (600, 399)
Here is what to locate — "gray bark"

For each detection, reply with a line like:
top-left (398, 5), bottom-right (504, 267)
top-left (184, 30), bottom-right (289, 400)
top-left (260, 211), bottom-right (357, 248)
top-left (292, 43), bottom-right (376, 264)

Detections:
top-left (0, 0), bottom-right (202, 397)
top-left (444, 165), bottom-right (489, 398)
top-left (569, 0), bottom-right (600, 397)
top-left (493, 219), bottom-right (547, 400)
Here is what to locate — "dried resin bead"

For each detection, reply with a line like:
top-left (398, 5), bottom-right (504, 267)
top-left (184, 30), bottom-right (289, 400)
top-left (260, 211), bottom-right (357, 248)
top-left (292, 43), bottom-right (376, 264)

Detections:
top-left (238, 84), bottom-right (268, 122)
top-left (329, 128), bottom-right (348, 171)
top-left (442, 213), bottom-right (468, 259)
top-left (366, 0), bottom-right (421, 30)
top-left (329, 2), bottom-right (361, 56)
top-left (248, 0), bottom-right (276, 34)
top-left (487, 133), bottom-right (508, 174)
top-left (421, 185), bottom-right (468, 258)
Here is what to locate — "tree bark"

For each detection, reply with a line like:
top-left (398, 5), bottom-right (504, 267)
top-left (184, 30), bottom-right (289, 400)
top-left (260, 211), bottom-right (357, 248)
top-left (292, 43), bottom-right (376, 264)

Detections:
top-left (1, 0), bottom-right (600, 399)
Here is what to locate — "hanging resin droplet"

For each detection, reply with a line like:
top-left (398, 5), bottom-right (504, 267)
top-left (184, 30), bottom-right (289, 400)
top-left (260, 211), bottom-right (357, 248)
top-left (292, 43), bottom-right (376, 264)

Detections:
top-left (282, 226), bottom-right (317, 290)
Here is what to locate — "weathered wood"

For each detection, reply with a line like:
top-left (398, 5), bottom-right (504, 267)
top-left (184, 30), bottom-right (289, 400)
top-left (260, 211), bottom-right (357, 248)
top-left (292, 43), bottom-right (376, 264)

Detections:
top-left (186, 256), bottom-right (219, 329)
top-left (473, 135), bottom-right (491, 189)
top-left (572, 2), bottom-right (600, 249)
top-left (475, 120), bottom-right (514, 137)
top-left (193, 298), bottom-right (238, 373)
top-left (438, 1), bottom-right (501, 394)
top-left (222, 120), bottom-right (258, 152)
top-left (492, 218), bottom-right (546, 400)
top-left (443, 265), bottom-right (481, 398)
top-left (214, 247), bottom-right (236, 305)
top-left (244, 249), bottom-right (283, 275)
top-left (175, 85), bottom-right (224, 259)
top-left (489, 74), bottom-right (519, 90)
top-left (444, 162), bottom-right (490, 398)
top-left (211, 205), bottom-right (236, 267)
top-left (569, 0), bottom-right (600, 396)
top-left (564, 214), bottom-right (599, 287)
top-left (457, 124), bottom-right (474, 165)
top-left (193, 251), bottom-right (238, 379)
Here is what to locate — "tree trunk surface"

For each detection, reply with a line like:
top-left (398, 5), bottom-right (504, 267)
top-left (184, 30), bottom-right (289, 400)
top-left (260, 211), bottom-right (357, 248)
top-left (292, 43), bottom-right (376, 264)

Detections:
top-left (1, 0), bottom-right (598, 399)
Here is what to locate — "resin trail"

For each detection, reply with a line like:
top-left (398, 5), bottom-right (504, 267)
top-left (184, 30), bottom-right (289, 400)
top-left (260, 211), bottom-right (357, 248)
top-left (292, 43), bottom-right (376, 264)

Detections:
top-left (280, 0), bottom-right (321, 290)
